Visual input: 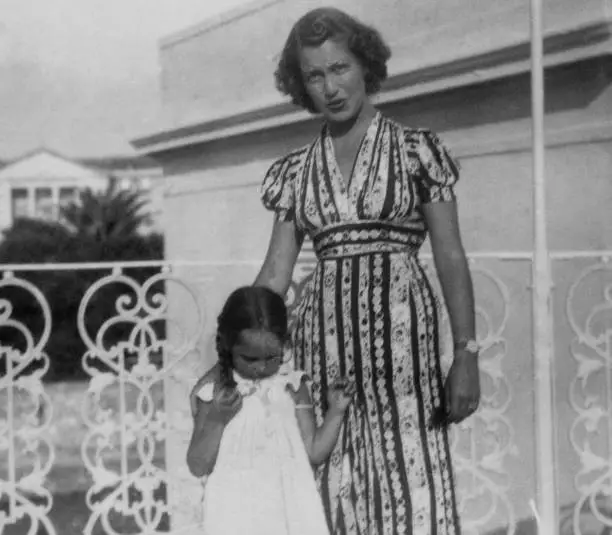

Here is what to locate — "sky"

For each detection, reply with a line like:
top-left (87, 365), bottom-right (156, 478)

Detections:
top-left (0, 0), bottom-right (252, 160)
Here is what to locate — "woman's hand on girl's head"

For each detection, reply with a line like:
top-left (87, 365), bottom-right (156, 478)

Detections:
top-left (327, 377), bottom-right (356, 414)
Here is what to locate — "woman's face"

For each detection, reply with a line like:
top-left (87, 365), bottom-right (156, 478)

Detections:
top-left (299, 38), bottom-right (368, 124)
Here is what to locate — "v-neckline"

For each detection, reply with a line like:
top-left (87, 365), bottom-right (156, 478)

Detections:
top-left (323, 111), bottom-right (380, 216)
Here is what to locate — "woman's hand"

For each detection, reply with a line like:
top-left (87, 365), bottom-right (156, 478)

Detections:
top-left (327, 377), bottom-right (356, 415)
top-left (444, 351), bottom-right (480, 423)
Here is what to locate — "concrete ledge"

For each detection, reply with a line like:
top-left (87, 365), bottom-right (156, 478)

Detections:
top-left (159, 0), bottom-right (284, 49)
top-left (133, 20), bottom-right (611, 156)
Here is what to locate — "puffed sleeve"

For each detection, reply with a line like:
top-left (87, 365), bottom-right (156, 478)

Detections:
top-left (413, 130), bottom-right (460, 204)
top-left (260, 153), bottom-right (298, 222)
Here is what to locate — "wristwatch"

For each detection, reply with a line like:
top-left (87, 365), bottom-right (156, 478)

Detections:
top-left (454, 338), bottom-right (479, 353)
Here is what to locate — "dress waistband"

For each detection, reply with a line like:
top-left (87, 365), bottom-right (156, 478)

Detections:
top-left (312, 222), bottom-right (424, 260)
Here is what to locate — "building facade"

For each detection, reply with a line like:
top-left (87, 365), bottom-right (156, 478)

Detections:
top-left (0, 148), bottom-right (164, 235)
top-left (133, 0), bottom-right (612, 532)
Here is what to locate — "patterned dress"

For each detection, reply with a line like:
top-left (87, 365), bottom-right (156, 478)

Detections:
top-left (261, 112), bottom-right (461, 535)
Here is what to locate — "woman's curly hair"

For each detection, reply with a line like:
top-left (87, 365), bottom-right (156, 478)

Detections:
top-left (275, 7), bottom-right (391, 113)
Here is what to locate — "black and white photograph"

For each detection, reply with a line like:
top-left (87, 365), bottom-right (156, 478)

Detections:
top-left (0, 0), bottom-right (611, 533)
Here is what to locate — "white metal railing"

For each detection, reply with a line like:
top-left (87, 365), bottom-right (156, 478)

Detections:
top-left (561, 253), bottom-right (612, 534)
top-left (0, 253), bottom-right (611, 534)
top-left (76, 263), bottom-right (206, 535)
top-left (0, 272), bottom-right (55, 535)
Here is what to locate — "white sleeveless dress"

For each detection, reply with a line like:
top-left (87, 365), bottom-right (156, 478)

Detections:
top-left (197, 370), bottom-right (330, 535)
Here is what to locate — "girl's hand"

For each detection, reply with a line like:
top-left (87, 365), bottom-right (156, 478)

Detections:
top-left (211, 384), bottom-right (243, 424)
top-left (327, 377), bottom-right (356, 415)
top-left (190, 363), bottom-right (220, 417)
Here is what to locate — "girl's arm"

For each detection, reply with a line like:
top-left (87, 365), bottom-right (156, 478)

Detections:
top-left (186, 398), bottom-right (227, 477)
top-left (291, 380), bottom-right (346, 466)
top-left (185, 374), bottom-right (243, 477)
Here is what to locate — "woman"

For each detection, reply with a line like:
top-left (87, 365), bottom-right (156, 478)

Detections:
top-left (194, 7), bottom-right (480, 534)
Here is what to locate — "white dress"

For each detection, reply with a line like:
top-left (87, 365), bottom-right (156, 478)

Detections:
top-left (197, 369), bottom-right (330, 535)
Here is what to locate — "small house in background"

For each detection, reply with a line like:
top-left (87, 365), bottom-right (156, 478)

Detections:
top-left (0, 148), bottom-right (164, 235)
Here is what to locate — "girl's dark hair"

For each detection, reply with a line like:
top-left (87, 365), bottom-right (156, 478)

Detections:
top-left (275, 7), bottom-right (391, 113)
top-left (216, 286), bottom-right (288, 387)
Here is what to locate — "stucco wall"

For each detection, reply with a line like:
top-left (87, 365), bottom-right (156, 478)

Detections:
top-left (155, 53), bottom-right (612, 531)
top-left (161, 57), bottom-right (612, 261)
top-left (157, 0), bottom-right (606, 130)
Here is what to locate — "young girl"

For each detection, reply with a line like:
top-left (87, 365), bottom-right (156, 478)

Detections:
top-left (186, 286), bottom-right (355, 535)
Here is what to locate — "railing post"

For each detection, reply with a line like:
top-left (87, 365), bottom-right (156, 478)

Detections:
top-left (530, 0), bottom-right (558, 531)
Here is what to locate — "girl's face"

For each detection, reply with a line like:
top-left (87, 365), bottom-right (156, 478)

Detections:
top-left (299, 38), bottom-right (369, 124)
top-left (231, 328), bottom-right (284, 380)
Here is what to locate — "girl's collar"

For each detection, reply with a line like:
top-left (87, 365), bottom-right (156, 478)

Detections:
top-left (232, 370), bottom-right (276, 396)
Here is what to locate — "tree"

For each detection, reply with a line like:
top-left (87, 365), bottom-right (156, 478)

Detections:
top-left (0, 184), bottom-right (164, 382)
top-left (61, 177), bottom-right (152, 240)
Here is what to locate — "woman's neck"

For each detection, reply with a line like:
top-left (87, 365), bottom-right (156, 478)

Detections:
top-left (326, 101), bottom-right (377, 140)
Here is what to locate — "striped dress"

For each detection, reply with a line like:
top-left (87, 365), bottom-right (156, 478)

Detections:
top-left (261, 112), bottom-right (461, 535)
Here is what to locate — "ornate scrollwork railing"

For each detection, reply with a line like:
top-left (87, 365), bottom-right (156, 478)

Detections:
top-left (422, 255), bottom-right (520, 534)
top-left (1, 251), bottom-right (610, 534)
top-left (76, 264), bottom-right (204, 534)
top-left (0, 271), bottom-right (55, 535)
top-left (565, 253), bottom-right (612, 535)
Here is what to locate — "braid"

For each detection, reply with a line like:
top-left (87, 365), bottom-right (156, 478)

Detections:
top-left (216, 333), bottom-right (236, 388)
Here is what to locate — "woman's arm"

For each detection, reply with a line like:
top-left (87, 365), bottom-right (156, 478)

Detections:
top-left (291, 381), bottom-right (345, 465)
top-left (422, 201), bottom-right (475, 344)
top-left (254, 216), bottom-right (304, 296)
top-left (423, 201), bottom-right (480, 423)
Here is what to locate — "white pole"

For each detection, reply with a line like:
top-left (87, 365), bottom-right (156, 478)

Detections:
top-left (530, 0), bottom-right (558, 532)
